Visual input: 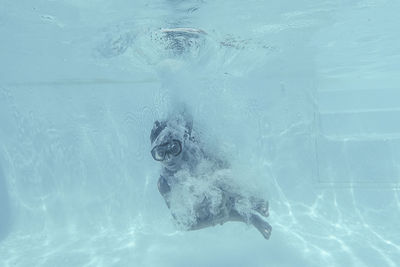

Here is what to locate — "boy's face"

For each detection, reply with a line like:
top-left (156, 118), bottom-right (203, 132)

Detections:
top-left (152, 129), bottom-right (184, 170)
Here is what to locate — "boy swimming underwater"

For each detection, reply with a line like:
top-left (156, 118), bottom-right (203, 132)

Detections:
top-left (150, 114), bottom-right (272, 239)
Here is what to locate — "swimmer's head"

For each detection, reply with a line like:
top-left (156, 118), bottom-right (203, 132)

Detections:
top-left (150, 119), bottom-right (189, 169)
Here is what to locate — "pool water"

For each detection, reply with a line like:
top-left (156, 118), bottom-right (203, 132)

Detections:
top-left (1, 0), bottom-right (400, 266)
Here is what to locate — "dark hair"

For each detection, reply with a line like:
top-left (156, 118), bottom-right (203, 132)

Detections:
top-left (150, 120), bottom-right (167, 144)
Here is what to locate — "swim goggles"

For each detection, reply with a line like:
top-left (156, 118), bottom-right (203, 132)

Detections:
top-left (151, 139), bottom-right (182, 161)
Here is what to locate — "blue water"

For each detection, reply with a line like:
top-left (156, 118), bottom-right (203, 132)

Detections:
top-left (1, 0), bottom-right (400, 266)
